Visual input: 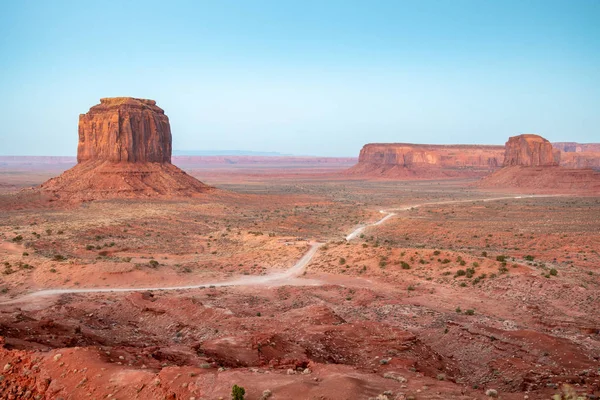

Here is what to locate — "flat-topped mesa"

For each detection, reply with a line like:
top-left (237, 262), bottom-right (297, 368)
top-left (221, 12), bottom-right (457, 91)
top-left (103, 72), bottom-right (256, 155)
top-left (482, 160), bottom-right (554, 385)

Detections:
top-left (358, 143), bottom-right (503, 168)
top-left (503, 134), bottom-right (560, 167)
top-left (77, 97), bottom-right (172, 163)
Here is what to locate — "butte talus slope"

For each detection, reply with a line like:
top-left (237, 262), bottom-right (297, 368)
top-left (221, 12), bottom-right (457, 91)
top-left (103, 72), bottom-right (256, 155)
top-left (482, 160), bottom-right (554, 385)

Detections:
top-left (41, 97), bottom-right (210, 201)
top-left (478, 134), bottom-right (600, 194)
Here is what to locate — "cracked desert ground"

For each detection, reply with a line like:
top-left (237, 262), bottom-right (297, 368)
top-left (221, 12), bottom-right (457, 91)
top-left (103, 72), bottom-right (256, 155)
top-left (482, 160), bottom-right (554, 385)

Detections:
top-left (0, 163), bottom-right (599, 400)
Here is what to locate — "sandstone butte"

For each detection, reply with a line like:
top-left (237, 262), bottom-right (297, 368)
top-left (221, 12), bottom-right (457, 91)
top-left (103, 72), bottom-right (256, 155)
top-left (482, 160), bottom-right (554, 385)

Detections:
top-left (478, 134), bottom-right (600, 194)
top-left (345, 143), bottom-right (504, 178)
top-left (41, 97), bottom-right (210, 201)
top-left (502, 134), bottom-right (560, 167)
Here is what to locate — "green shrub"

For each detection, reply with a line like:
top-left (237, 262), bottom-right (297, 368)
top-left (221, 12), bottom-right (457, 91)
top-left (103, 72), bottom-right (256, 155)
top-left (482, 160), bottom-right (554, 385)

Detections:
top-left (549, 268), bottom-right (558, 276)
top-left (231, 384), bottom-right (245, 400)
top-left (524, 255), bottom-right (535, 261)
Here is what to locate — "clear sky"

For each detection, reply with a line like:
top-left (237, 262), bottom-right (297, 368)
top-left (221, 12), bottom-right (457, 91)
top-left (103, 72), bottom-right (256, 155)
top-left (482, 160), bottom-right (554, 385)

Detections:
top-left (1, 0), bottom-right (598, 157)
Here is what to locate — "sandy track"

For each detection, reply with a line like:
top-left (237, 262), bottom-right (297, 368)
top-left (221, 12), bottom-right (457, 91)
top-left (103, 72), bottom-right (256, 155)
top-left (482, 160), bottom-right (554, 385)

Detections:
top-left (2, 195), bottom-right (544, 303)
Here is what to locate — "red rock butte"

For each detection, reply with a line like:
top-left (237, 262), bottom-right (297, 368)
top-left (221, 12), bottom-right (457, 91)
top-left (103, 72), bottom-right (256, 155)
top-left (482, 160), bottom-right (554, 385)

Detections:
top-left (41, 97), bottom-right (210, 201)
top-left (77, 97), bottom-right (172, 164)
top-left (503, 134), bottom-right (560, 167)
top-left (478, 134), bottom-right (600, 194)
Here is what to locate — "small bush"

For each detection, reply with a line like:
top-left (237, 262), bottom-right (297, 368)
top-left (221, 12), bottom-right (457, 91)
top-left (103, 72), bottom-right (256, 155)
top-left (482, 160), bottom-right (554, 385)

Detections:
top-left (339, 257), bottom-right (346, 265)
top-left (231, 384), bottom-right (245, 400)
top-left (496, 255), bottom-right (507, 262)
top-left (400, 261), bottom-right (411, 270)
top-left (524, 255), bottom-right (535, 261)
top-left (549, 268), bottom-right (558, 276)
top-left (465, 309), bottom-right (475, 315)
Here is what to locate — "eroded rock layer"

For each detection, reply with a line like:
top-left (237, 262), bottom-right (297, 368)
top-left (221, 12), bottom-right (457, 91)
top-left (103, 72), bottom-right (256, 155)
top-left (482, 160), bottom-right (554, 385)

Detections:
top-left (41, 97), bottom-right (210, 201)
top-left (503, 134), bottom-right (560, 167)
top-left (77, 97), bottom-right (172, 163)
top-left (479, 134), bottom-right (600, 194)
top-left (346, 143), bottom-right (503, 178)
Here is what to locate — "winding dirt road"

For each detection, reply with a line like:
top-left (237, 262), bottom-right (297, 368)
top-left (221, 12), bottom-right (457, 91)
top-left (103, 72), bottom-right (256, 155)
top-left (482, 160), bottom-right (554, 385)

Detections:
top-left (3, 195), bottom-right (542, 303)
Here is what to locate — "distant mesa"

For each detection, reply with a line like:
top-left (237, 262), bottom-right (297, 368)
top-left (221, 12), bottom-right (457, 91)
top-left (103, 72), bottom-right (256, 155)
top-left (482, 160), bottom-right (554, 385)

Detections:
top-left (345, 143), bottom-right (504, 179)
top-left (41, 97), bottom-right (210, 201)
top-left (478, 134), bottom-right (600, 194)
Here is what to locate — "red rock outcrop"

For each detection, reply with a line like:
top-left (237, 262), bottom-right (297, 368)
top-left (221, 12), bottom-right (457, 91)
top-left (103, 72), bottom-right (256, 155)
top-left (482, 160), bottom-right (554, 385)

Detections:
top-left (553, 142), bottom-right (600, 153)
top-left (40, 98), bottom-right (210, 201)
top-left (478, 134), bottom-right (600, 194)
top-left (77, 97), bottom-right (172, 163)
top-left (552, 142), bottom-right (600, 169)
top-left (503, 134), bottom-right (560, 167)
top-left (345, 143), bottom-right (503, 178)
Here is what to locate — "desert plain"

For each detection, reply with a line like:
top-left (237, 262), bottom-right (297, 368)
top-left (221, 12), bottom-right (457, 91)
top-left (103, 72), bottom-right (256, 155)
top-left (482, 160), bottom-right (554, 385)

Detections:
top-left (0, 154), bottom-right (599, 400)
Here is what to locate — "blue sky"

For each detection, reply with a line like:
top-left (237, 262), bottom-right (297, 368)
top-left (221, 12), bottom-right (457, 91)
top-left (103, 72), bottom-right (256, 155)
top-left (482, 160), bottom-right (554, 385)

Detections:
top-left (1, 0), bottom-right (598, 156)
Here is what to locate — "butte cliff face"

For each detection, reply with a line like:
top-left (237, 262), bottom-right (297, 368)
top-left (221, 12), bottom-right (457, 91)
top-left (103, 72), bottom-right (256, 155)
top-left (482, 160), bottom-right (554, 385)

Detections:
top-left (41, 98), bottom-right (210, 201)
top-left (77, 98), bottom-right (172, 163)
top-left (503, 134), bottom-right (560, 167)
top-left (346, 143), bottom-right (503, 178)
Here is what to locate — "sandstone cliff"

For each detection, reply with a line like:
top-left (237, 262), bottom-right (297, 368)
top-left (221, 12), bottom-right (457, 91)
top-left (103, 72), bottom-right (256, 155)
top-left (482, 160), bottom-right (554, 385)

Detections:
top-left (41, 97), bottom-right (210, 201)
top-left (503, 134), bottom-right (560, 167)
top-left (478, 134), bottom-right (599, 194)
top-left (553, 142), bottom-right (600, 153)
top-left (345, 143), bottom-right (503, 178)
top-left (77, 97), bottom-right (172, 163)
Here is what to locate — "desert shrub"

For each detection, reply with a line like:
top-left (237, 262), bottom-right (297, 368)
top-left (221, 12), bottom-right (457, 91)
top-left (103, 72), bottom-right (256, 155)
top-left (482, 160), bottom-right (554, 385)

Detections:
top-left (481, 251), bottom-right (488, 257)
top-left (339, 257), bottom-right (346, 265)
top-left (549, 268), bottom-right (558, 276)
top-left (407, 285), bottom-right (415, 291)
top-left (441, 259), bottom-right (451, 264)
top-left (465, 309), bottom-right (475, 315)
top-left (148, 260), bottom-right (159, 268)
top-left (53, 254), bottom-right (66, 261)
top-left (455, 269), bottom-right (466, 277)
top-left (12, 235), bottom-right (23, 242)
top-left (400, 261), bottom-right (411, 270)
top-left (496, 255), bottom-right (507, 262)
top-left (524, 255), bottom-right (535, 261)
top-left (231, 384), bottom-right (245, 400)
top-left (465, 268), bottom-right (475, 278)
top-left (433, 250), bottom-right (440, 256)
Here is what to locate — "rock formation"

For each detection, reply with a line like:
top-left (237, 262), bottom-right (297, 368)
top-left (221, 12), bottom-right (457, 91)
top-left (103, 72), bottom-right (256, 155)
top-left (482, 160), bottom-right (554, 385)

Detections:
top-left (345, 144), bottom-right (503, 178)
top-left (553, 142), bottom-right (600, 153)
top-left (552, 142), bottom-right (600, 170)
top-left (503, 134), bottom-right (560, 167)
top-left (478, 134), bottom-right (600, 194)
top-left (77, 98), bottom-right (172, 163)
top-left (41, 98), bottom-right (210, 201)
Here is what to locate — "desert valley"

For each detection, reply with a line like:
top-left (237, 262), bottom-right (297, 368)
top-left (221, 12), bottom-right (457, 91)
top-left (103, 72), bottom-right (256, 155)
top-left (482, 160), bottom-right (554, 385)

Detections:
top-left (0, 97), bottom-right (598, 400)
